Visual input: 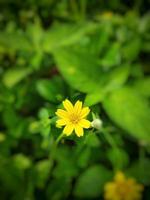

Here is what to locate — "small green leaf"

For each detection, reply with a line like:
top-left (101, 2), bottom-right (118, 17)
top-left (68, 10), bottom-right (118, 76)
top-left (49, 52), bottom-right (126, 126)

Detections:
top-left (13, 154), bottom-right (31, 170)
top-left (3, 67), bottom-right (32, 88)
top-left (122, 37), bottom-right (141, 61)
top-left (101, 42), bottom-right (121, 69)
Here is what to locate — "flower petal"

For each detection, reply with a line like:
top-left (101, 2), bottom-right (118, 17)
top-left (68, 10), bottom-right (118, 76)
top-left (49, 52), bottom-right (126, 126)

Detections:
top-left (56, 119), bottom-right (69, 126)
top-left (74, 100), bottom-right (82, 115)
top-left (80, 107), bottom-right (90, 118)
top-left (63, 99), bottom-right (74, 112)
top-left (79, 119), bottom-right (91, 128)
top-left (75, 125), bottom-right (83, 137)
top-left (114, 172), bottom-right (126, 182)
top-left (63, 124), bottom-right (74, 136)
top-left (55, 109), bottom-right (69, 118)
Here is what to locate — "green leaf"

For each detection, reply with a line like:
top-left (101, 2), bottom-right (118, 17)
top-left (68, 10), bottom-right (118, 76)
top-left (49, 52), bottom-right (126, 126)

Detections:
top-left (77, 148), bottom-right (91, 168)
top-left (35, 160), bottom-right (52, 188)
top-left (126, 159), bottom-right (150, 185)
top-left (84, 92), bottom-right (105, 106)
top-left (85, 133), bottom-right (101, 147)
top-left (85, 65), bottom-right (130, 106)
top-left (74, 165), bottom-right (112, 198)
top-left (43, 22), bottom-right (97, 52)
top-left (107, 148), bottom-right (129, 170)
top-left (13, 154), bottom-right (31, 170)
top-left (133, 77), bottom-right (150, 97)
top-left (27, 18), bottom-right (44, 50)
top-left (101, 42), bottom-right (121, 69)
top-left (104, 65), bottom-right (130, 91)
top-left (46, 178), bottom-right (71, 200)
top-left (2, 67), bottom-right (32, 88)
top-left (103, 87), bottom-right (150, 142)
top-left (36, 76), bottom-right (65, 102)
top-left (53, 47), bottom-right (103, 93)
top-left (122, 37), bottom-right (141, 61)
top-left (0, 31), bottom-right (32, 52)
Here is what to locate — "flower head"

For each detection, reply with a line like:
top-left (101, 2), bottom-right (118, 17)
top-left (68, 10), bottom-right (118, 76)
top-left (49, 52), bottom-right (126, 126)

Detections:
top-left (104, 171), bottom-right (143, 200)
top-left (55, 99), bottom-right (91, 137)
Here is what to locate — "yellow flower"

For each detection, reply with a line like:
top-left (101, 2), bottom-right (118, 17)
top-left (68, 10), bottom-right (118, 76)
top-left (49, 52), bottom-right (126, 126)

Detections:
top-left (55, 99), bottom-right (91, 137)
top-left (104, 171), bottom-right (144, 200)
top-left (102, 11), bottom-right (113, 19)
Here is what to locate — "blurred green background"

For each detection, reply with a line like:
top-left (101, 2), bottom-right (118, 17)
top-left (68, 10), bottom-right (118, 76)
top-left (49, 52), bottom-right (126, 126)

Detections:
top-left (0, 0), bottom-right (150, 199)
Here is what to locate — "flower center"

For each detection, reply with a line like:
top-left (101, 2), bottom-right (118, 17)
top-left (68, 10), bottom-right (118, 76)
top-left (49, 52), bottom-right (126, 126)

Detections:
top-left (69, 114), bottom-right (80, 124)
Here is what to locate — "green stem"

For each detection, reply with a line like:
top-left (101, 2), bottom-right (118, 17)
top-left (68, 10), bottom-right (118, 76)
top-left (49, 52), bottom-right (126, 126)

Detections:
top-left (47, 132), bottom-right (65, 173)
top-left (100, 128), bottom-right (120, 171)
top-left (55, 132), bottom-right (64, 146)
top-left (101, 128), bottom-right (118, 150)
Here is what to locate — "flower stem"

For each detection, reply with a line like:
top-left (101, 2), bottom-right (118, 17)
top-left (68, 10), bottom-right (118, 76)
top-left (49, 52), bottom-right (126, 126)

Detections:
top-left (55, 132), bottom-right (64, 146)
top-left (102, 128), bottom-right (118, 150)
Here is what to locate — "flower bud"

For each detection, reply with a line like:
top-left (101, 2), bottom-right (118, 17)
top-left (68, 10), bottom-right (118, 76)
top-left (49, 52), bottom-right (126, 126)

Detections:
top-left (91, 118), bottom-right (102, 130)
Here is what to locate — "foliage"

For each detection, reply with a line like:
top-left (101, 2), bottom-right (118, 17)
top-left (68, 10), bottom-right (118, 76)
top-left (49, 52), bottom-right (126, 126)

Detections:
top-left (0, 0), bottom-right (150, 199)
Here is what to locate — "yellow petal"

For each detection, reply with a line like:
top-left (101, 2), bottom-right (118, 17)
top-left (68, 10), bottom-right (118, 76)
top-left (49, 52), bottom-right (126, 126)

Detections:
top-left (80, 107), bottom-right (90, 118)
top-left (115, 171), bottom-right (126, 182)
top-left (63, 124), bottom-right (74, 136)
top-left (63, 99), bottom-right (74, 112)
top-left (55, 109), bottom-right (68, 118)
top-left (75, 125), bottom-right (83, 137)
top-left (79, 119), bottom-right (91, 128)
top-left (74, 100), bottom-right (82, 115)
top-left (56, 119), bottom-right (68, 126)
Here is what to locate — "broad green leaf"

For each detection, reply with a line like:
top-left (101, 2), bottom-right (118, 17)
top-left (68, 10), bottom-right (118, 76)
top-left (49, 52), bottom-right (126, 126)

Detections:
top-left (53, 47), bottom-right (104, 93)
top-left (103, 87), bottom-right (150, 142)
top-left (133, 77), bottom-right (150, 97)
top-left (74, 165), bottom-right (112, 198)
top-left (2, 67), bottom-right (32, 88)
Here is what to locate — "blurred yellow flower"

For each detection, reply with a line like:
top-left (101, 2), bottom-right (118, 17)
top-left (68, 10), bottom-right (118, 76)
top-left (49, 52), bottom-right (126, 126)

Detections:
top-left (102, 11), bottom-right (113, 19)
top-left (104, 171), bottom-right (143, 200)
top-left (56, 99), bottom-right (91, 137)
